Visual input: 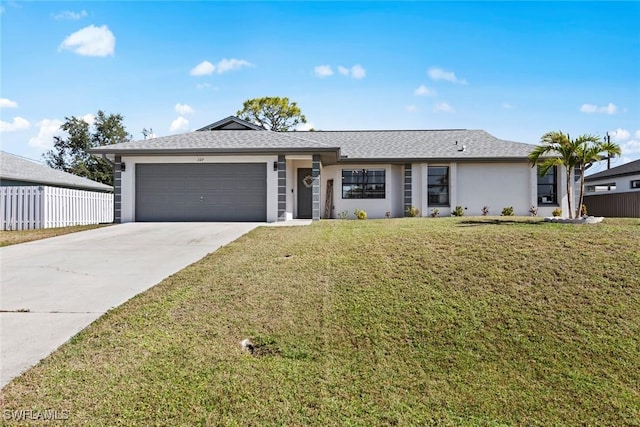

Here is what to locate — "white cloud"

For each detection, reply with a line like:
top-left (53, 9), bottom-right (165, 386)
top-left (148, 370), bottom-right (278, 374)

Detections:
top-left (314, 65), bottom-right (334, 78)
top-left (317, 64), bottom-right (367, 79)
top-left (190, 58), bottom-right (253, 76)
top-left (603, 103), bottom-right (618, 114)
top-left (81, 113), bottom-right (95, 126)
top-left (169, 116), bottom-right (189, 132)
top-left (579, 104), bottom-right (598, 113)
top-left (350, 64), bottom-right (366, 79)
top-left (414, 85), bottom-right (435, 97)
top-left (502, 102), bottom-right (513, 109)
top-left (602, 128), bottom-right (640, 159)
top-left (0, 98), bottom-right (18, 108)
top-left (28, 119), bottom-right (64, 149)
top-left (196, 82), bottom-right (219, 91)
top-left (59, 25), bottom-right (115, 57)
top-left (53, 10), bottom-right (87, 20)
top-left (428, 67), bottom-right (467, 84)
top-left (0, 116), bottom-right (30, 132)
top-left (190, 60), bottom-right (215, 76)
top-left (217, 58), bottom-right (253, 74)
top-left (434, 102), bottom-right (454, 113)
top-left (295, 122), bottom-right (315, 131)
top-left (609, 128), bottom-right (630, 142)
top-left (620, 139), bottom-right (640, 155)
top-left (175, 103), bottom-right (194, 115)
top-left (406, 105), bottom-right (418, 113)
top-left (580, 103), bottom-right (618, 115)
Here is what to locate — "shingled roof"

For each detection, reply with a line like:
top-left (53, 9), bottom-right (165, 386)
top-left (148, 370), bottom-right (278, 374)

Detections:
top-left (298, 129), bottom-right (536, 160)
top-left (0, 151), bottom-right (113, 192)
top-left (585, 159), bottom-right (640, 181)
top-left (90, 130), bottom-right (339, 154)
top-left (91, 127), bottom-right (537, 162)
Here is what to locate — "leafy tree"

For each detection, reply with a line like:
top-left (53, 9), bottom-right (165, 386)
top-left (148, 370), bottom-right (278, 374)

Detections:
top-left (574, 136), bottom-right (621, 217)
top-left (528, 131), bottom-right (620, 218)
top-left (44, 111), bottom-right (131, 186)
top-left (237, 96), bottom-right (307, 131)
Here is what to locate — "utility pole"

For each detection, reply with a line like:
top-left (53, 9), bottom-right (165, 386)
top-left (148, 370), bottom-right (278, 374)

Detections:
top-left (605, 132), bottom-right (611, 169)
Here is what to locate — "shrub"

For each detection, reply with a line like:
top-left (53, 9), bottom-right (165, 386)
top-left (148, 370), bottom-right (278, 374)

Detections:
top-left (430, 208), bottom-right (440, 218)
top-left (501, 206), bottom-right (515, 216)
top-left (552, 208), bottom-right (562, 217)
top-left (529, 205), bottom-right (538, 217)
top-left (406, 206), bottom-right (420, 217)
top-left (452, 206), bottom-right (465, 217)
top-left (354, 209), bottom-right (367, 220)
top-left (338, 210), bottom-right (349, 219)
top-left (581, 204), bottom-right (588, 216)
top-left (481, 206), bottom-right (490, 216)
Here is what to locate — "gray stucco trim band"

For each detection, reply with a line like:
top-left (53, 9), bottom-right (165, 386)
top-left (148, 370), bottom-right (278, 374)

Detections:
top-left (312, 155), bottom-right (321, 221)
top-left (277, 155), bottom-right (286, 221)
top-left (114, 155), bottom-right (122, 223)
top-left (404, 164), bottom-right (412, 216)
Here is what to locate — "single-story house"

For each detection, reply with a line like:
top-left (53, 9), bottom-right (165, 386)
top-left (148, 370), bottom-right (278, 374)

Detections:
top-left (583, 159), bottom-right (640, 217)
top-left (90, 116), bottom-right (570, 223)
top-left (1, 151), bottom-right (113, 192)
top-left (1, 151), bottom-right (113, 230)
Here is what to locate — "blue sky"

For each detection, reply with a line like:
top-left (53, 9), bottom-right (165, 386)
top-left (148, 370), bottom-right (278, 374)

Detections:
top-left (1, 1), bottom-right (639, 174)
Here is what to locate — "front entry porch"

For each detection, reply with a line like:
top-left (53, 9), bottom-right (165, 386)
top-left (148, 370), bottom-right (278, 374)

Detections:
top-left (278, 154), bottom-right (322, 221)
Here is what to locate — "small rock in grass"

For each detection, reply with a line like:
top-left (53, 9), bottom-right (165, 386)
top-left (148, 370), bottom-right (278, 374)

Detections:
top-left (240, 338), bottom-right (255, 354)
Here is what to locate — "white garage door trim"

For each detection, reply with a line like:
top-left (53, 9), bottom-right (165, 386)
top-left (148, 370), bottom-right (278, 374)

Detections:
top-left (135, 163), bottom-right (267, 222)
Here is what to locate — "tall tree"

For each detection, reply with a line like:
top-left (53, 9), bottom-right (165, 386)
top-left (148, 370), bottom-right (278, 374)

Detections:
top-left (528, 131), bottom-right (621, 218)
top-left (237, 97), bottom-right (307, 131)
top-left (44, 111), bottom-right (131, 186)
top-left (574, 136), bottom-right (621, 217)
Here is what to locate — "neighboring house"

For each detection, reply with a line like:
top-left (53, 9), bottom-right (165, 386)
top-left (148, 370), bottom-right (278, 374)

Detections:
top-left (583, 159), bottom-right (640, 217)
top-left (0, 151), bottom-right (113, 192)
top-left (1, 151), bottom-right (113, 229)
top-left (90, 116), bottom-right (570, 223)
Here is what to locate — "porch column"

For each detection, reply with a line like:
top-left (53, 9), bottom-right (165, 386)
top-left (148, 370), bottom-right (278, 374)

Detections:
top-left (277, 154), bottom-right (287, 221)
top-left (404, 164), bottom-right (412, 216)
top-left (114, 155), bottom-right (122, 223)
top-left (312, 154), bottom-right (321, 221)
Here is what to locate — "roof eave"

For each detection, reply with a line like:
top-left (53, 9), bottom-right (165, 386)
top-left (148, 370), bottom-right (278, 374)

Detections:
top-left (337, 156), bottom-right (534, 164)
top-left (89, 147), bottom-right (342, 166)
top-left (0, 176), bottom-right (112, 192)
top-left (585, 171), bottom-right (640, 182)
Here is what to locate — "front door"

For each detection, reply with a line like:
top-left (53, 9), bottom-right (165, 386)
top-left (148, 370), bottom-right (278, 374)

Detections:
top-left (297, 168), bottom-right (313, 219)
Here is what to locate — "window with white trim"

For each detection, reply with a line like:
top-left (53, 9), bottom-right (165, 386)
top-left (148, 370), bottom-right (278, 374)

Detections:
top-left (631, 180), bottom-right (640, 189)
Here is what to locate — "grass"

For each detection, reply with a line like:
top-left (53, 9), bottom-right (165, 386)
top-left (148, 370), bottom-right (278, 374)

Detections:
top-left (1, 217), bottom-right (638, 425)
top-left (0, 224), bottom-right (109, 247)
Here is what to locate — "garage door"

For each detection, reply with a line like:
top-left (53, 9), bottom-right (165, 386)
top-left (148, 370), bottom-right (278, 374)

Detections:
top-left (135, 163), bottom-right (266, 221)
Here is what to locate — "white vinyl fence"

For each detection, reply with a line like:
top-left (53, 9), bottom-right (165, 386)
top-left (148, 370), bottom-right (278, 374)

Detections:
top-left (1, 186), bottom-right (113, 230)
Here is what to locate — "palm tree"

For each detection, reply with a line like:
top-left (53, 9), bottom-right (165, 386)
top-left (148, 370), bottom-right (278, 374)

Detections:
top-left (528, 131), bottom-right (621, 218)
top-left (574, 137), bottom-right (621, 217)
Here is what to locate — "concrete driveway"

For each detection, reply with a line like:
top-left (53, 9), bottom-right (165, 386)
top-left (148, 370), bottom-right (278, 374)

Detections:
top-left (0, 222), bottom-right (260, 388)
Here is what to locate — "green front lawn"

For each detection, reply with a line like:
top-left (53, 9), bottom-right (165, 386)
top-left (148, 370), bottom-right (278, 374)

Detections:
top-left (0, 224), bottom-right (109, 247)
top-left (2, 218), bottom-right (638, 425)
